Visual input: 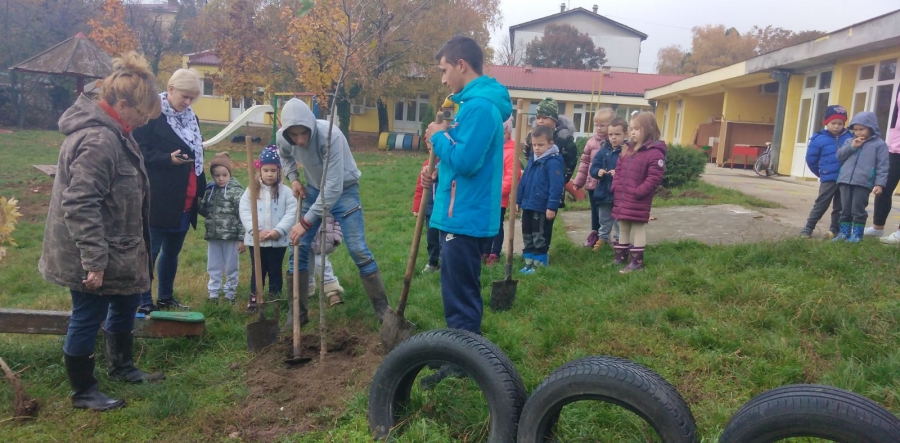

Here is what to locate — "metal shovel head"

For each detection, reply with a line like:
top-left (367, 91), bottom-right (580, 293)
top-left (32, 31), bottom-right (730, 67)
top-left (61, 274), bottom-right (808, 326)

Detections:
top-left (489, 278), bottom-right (517, 312)
top-left (380, 309), bottom-right (415, 352)
top-left (247, 313), bottom-right (279, 353)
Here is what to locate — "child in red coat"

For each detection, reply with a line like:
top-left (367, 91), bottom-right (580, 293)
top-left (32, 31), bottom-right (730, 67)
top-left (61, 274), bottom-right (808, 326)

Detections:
top-left (412, 148), bottom-right (441, 273)
top-left (610, 112), bottom-right (666, 273)
top-left (483, 117), bottom-right (520, 265)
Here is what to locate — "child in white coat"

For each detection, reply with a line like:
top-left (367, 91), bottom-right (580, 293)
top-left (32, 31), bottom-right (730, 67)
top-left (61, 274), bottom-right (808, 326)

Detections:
top-left (240, 146), bottom-right (297, 310)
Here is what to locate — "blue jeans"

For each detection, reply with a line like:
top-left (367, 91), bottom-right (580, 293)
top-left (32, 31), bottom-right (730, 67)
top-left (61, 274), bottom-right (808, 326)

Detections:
top-left (440, 232), bottom-right (489, 334)
top-left (64, 290), bottom-right (140, 356)
top-left (288, 184), bottom-right (378, 276)
top-left (140, 228), bottom-right (187, 306)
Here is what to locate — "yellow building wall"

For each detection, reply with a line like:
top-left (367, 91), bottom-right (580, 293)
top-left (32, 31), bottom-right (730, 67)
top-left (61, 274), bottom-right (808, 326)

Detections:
top-left (349, 107), bottom-right (381, 133)
top-left (721, 86), bottom-right (778, 123)
top-left (679, 94), bottom-right (725, 145)
top-left (777, 75), bottom-right (805, 175)
top-left (182, 61), bottom-right (232, 123)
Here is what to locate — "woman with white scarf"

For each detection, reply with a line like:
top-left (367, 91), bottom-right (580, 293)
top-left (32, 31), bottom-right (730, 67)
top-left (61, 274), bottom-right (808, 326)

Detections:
top-left (134, 69), bottom-right (205, 313)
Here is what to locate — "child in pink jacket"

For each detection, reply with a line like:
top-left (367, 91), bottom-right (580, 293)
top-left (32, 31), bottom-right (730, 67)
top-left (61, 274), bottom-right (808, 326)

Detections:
top-left (572, 108), bottom-right (616, 248)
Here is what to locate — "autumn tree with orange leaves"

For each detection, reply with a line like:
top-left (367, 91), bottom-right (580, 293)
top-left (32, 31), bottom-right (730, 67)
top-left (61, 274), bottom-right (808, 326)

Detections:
top-left (88, 0), bottom-right (139, 56)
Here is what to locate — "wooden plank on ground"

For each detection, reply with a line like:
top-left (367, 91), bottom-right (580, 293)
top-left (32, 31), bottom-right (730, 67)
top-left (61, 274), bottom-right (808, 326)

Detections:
top-left (33, 165), bottom-right (57, 177)
top-left (0, 308), bottom-right (204, 338)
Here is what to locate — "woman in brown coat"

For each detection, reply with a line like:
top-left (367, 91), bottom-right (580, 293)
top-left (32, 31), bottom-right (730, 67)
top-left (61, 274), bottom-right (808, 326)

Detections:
top-left (39, 52), bottom-right (166, 412)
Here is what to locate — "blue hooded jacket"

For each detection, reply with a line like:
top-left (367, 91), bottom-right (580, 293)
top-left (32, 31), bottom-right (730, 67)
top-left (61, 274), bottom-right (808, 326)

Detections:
top-left (805, 127), bottom-right (852, 182)
top-left (430, 76), bottom-right (512, 237)
top-left (589, 140), bottom-right (623, 204)
top-left (836, 112), bottom-right (889, 190)
top-left (517, 146), bottom-right (566, 212)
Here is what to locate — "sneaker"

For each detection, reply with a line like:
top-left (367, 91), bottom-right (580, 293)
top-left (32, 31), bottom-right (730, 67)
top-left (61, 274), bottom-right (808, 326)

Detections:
top-left (799, 229), bottom-right (812, 238)
top-left (419, 364), bottom-right (467, 390)
top-left (880, 230), bottom-right (900, 245)
top-left (824, 231), bottom-right (835, 240)
top-left (519, 265), bottom-right (535, 275)
top-left (136, 304), bottom-right (157, 315)
top-left (246, 295), bottom-right (258, 313)
top-left (327, 291), bottom-right (344, 307)
top-left (592, 239), bottom-right (606, 251)
top-left (485, 254), bottom-right (500, 266)
top-left (864, 226), bottom-right (885, 237)
top-left (157, 298), bottom-right (182, 310)
top-left (422, 263), bottom-right (440, 274)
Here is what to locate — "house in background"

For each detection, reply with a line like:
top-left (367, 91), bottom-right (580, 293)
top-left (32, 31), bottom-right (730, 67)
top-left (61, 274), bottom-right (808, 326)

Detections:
top-left (646, 9), bottom-right (900, 179)
top-left (489, 64), bottom-right (684, 139)
top-left (509, 5), bottom-right (647, 73)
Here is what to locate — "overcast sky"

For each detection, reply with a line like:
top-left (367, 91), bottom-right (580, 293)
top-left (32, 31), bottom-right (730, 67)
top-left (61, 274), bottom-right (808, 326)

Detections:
top-left (491, 0), bottom-right (899, 73)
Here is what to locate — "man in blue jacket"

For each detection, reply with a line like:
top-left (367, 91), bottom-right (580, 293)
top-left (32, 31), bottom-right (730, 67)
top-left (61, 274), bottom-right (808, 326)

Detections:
top-left (802, 105), bottom-right (853, 238)
top-left (420, 36), bottom-right (511, 387)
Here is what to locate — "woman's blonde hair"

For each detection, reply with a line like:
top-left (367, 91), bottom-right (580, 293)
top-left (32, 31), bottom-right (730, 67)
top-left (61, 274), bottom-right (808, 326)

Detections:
top-left (100, 51), bottom-right (161, 119)
top-left (168, 68), bottom-right (202, 97)
top-left (625, 111), bottom-right (661, 155)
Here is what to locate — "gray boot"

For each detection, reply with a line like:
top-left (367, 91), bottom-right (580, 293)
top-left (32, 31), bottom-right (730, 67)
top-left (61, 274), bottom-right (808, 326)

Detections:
top-left (360, 271), bottom-right (391, 322)
top-left (284, 270), bottom-right (309, 331)
top-left (103, 331), bottom-right (165, 383)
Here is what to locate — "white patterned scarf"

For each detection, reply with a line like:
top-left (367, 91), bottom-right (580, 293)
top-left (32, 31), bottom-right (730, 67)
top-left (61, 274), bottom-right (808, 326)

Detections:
top-left (160, 92), bottom-right (204, 176)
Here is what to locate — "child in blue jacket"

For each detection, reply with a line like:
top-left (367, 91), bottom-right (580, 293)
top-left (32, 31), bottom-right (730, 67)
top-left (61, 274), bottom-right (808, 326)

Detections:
top-left (833, 111), bottom-right (889, 243)
top-left (801, 105), bottom-right (852, 239)
top-left (589, 117), bottom-right (627, 249)
top-left (516, 125), bottom-right (565, 274)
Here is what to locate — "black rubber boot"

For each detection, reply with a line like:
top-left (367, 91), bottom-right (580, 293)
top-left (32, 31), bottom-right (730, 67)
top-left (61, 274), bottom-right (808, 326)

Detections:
top-left (104, 331), bottom-right (166, 383)
top-left (360, 271), bottom-right (391, 322)
top-left (64, 353), bottom-right (125, 411)
top-left (283, 270), bottom-right (309, 331)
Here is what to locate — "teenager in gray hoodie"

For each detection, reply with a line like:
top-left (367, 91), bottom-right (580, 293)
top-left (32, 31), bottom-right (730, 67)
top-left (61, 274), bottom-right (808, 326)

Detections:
top-left (834, 111), bottom-right (889, 243)
top-left (277, 98), bottom-right (392, 327)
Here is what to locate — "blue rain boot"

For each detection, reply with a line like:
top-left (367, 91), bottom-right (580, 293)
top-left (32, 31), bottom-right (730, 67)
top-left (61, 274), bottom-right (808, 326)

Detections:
top-left (832, 222), bottom-right (851, 242)
top-left (847, 223), bottom-right (865, 243)
top-left (533, 253), bottom-right (549, 268)
top-left (519, 253), bottom-right (534, 274)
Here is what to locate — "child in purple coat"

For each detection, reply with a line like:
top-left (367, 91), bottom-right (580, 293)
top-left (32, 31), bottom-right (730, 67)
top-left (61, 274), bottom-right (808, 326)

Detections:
top-left (611, 112), bottom-right (666, 273)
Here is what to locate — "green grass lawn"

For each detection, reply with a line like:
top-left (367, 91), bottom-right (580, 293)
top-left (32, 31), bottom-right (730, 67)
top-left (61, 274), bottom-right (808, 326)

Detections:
top-left (2, 127), bottom-right (899, 442)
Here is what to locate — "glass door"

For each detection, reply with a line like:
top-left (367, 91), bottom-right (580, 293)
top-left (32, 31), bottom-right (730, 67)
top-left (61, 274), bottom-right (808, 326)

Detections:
top-left (791, 71), bottom-right (831, 178)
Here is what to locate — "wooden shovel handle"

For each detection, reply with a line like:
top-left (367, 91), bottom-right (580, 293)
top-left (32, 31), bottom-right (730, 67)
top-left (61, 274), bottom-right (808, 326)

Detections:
top-left (292, 195), bottom-right (302, 354)
top-left (505, 100), bottom-right (525, 277)
top-left (246, 136), bottom-right (264, 308)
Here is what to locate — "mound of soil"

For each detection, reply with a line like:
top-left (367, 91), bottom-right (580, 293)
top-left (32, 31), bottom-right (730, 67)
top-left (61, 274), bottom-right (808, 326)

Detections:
top-left (655, 187), bottom-right (673, 199)
top-left (222, 325), bottom-right (384, 441)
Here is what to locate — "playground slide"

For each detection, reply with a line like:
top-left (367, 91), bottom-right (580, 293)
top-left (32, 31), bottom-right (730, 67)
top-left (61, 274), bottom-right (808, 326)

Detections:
top-left (201, 105), bottom-right (274, 148)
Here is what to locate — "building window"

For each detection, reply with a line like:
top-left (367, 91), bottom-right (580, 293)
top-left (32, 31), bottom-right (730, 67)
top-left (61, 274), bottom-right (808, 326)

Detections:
top-left (393, 95), bottom-right (431, 123)
top-left (661, 102), bottom-right (669, 139)
top-left (674, 100), bottom-right (683, 141)
top-left (202, 79), bottom-right (214, 97)
top-left (854, 58), bottom-right (898, 141)
top-left (795, 71), bottom-right (832, 145)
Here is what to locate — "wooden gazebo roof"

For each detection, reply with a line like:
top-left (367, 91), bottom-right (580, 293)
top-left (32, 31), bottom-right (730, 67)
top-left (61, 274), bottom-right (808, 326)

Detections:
top-left (10, 33), bottom-right (113, 80)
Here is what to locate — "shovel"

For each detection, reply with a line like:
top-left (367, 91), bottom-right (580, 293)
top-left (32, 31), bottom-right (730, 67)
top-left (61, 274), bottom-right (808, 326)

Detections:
top-left (490, 100), bottom-right (525, 312)
top-left (285, 197), bottom-right (312, 365)
top-left (245, 136), bottom-right (279, 353)
top-left (381, 96), bottom-right (455, 350)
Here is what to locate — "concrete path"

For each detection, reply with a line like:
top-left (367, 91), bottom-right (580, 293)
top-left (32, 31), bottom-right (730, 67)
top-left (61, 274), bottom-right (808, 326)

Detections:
top-left (545, 164), bottom-right (900, 249)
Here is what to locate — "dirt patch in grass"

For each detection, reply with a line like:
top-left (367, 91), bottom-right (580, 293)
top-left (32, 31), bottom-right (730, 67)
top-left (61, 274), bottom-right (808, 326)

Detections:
top-left (219, 324), bottom-right (383, 440)
top-left (349, 133), bottom-right (380, 151)
top-left (677, 190), bottom-right (711, 200)
top-left (12, 181), bottom-right (52, 221)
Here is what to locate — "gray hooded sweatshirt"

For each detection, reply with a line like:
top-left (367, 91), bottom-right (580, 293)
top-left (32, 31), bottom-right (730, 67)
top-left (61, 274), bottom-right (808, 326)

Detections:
top-left (836, 112), bottom-right (889, 190)
top-left (276, 98), bottom-right (362, 226)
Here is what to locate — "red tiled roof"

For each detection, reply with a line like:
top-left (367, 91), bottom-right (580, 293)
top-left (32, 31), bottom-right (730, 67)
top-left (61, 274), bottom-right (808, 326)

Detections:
top-left (486, 65), bottom-right (685, 97)
top-left (187, 50), bottom-right (221, 66)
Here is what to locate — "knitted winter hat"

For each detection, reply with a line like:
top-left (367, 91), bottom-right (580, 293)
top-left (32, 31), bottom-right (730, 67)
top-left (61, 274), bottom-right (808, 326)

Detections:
top-left (536, 97), bottom-right (559, 122)
top-left (823, 105), bottom-right (848, 125)
top-left (210, 152), bottom-right (232, 174)
top-left (503, 116), bottom-right (513, 134)
top-left (255, 145), bottom-right (280, 169)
